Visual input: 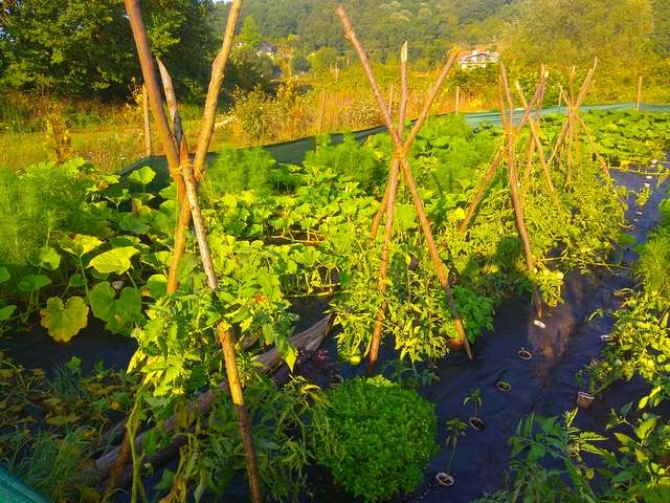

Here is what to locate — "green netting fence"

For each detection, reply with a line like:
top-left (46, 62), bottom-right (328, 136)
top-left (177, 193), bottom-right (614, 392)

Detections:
top-left (120, 102), bottom-right (670, 189)
top-left (0, 467), bottom-right (50, 503)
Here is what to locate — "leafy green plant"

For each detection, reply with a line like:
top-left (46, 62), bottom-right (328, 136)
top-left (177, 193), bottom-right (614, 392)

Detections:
top-left (311, 376), bottom-right (438, 502)
top-left (201, 147), bottom-right (276, 196)
top-left (444, 418), bottom-right (467, 475)
top-left (464, 388), bottom-right (483, 417)
top-left (636, 228), bottom-right (670, 309)
top-left (151, 374), bottom-right (324, 503)
top-left (476, 410), bottom-right (606, 503)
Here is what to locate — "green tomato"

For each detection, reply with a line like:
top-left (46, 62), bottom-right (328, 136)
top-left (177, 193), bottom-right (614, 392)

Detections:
top-left (349, 354), bottom-right (362, 366)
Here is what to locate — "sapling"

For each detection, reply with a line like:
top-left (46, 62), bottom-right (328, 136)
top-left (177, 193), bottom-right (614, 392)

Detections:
top-left (463, 388), bottom-right (482, 417)
top-left (444, 418), bottom-right (467, 475)
top-left (464, 388), bottom-right (486, 430)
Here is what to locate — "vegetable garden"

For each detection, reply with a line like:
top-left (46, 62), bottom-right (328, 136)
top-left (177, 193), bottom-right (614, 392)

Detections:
top-left (1, 1), bottom-right (670, 502)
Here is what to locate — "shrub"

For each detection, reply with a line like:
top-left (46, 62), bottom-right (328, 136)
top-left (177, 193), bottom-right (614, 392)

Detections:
top-left (201, 147), bottom-right (276, 197)
top-left (311, 376), bottom-right (438, 502)
top-left (0, 158), bottom-right (106, 267)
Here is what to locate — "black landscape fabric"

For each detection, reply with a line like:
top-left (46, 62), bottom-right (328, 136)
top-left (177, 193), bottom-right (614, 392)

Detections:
top-left (3, 165), bottom-right (668, 502)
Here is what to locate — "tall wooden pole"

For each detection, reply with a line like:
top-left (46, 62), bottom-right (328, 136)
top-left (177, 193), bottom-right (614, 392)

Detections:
top-left (636, 75), bottom-right (643, 111)
top-left (181, 166), bottom-right (263, 503)
top-left (367, 42), bottom-right (409, 375)
top-left (166, 0), bottom-right (243, 295)
top-left (142, 85), bottom-right (152, 157)
top-left (338, 6), bottom-right (472, 359)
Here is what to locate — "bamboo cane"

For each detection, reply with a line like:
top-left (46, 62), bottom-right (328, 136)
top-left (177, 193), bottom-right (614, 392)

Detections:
top-left (458, 76), bottom-right (547, 233)
top-left (636, 75), bottom-right (643, 111)
top-left (514, 76), bottom-right (556, 195)
top-left (370, 43), bottom-right (462, 238)
top-left (181, 165), bottom-right (262, 503)
top-left (546, 60), bottom-right (597, 169)
top-left (166, 0), bottom-right (243, 295)
top-left (109, 4), bottom-right (190, 497)
top-left (367, 42), bottom-right (409, 376)
top-left (337, 5), bottom-right (472, 359)
top-left (124, 0), bottom-right (182, 196)
top-left (142, 85), bottom-right (152, 157)
top-left (499, 64), bottom-right (542, 317)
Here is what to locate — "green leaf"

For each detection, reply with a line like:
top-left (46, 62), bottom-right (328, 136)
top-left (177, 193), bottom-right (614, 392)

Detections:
top-left (127, 166), bottom-right (156, 187)
top-left (40, 296), bottom-right (89, 343)
top-left (18, 274), bottom-right (52, 293)
top-left (145, 274), bottom-right (167, 299)
top-left (0, 305), bottom-right (17, 321)
top-left (0, 267), bottom-right (10, 284)
top-left (635, 416), bottom-right (658, 441)
top-left (59, 234), bottom-right (104, 257)
top-left (89, 282), bottom-right (143, 334)
top-left (29, 246), bottom-right (61, 270)
top-left (638, 395), bottom-right (649, 410)
top-left (89, 282), bottom-right (116, 321)
top-left (68, 273), bottom-right (87, 288)
top-left (89, 246), bottom-right (139, 274)
top-left (119, 213), bottom-right (150, 234)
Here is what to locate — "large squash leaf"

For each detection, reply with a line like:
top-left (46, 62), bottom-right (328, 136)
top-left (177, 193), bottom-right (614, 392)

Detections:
top-left (89, 246), bottom-right (139, 275)
top-left (40, 296), bottom-right (89, 343)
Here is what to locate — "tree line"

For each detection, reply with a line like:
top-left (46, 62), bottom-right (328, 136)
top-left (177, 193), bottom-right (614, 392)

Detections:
top-left (0, 0), bottom-right (669, 102)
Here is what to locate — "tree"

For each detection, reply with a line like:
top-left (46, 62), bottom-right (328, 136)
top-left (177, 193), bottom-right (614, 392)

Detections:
top-left (238, 15), bottom-right (263, 49)
top-left (0, 0), bottom-right (217, 99)
top-left (651, 0), bottom-right (670, 57)
top-left (507, 0), bottom-right (653, 76)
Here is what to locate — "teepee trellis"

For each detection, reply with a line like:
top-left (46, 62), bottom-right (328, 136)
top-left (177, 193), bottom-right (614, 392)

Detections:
top-left (458, 62), bottom-right (553, 317)
top-left (115, 2), bottom-right (263, 502)
top-left (337, 6), bottom-right (473, 371)
top-left (546, 61), bottom-right (609, 181)
top-left (458, 70), bottom-right (552, 234)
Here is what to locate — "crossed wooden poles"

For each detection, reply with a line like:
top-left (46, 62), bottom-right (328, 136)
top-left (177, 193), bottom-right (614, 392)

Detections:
top-left (113, 2), bottom-right (263, 502)
top-left (337, 7), bottom-right (473, 373)
top-left (340, 0), bottom-right (605, 364)
top-left (459, 60), bottom-right (603, 320)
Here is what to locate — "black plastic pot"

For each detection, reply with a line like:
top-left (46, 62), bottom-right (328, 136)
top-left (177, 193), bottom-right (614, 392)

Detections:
top-left (517, 348), bottom-right (533, 360)
top-left (468, 416), bottom-right (486, 431)
top-left (436, 472), bottom-right (454, 487)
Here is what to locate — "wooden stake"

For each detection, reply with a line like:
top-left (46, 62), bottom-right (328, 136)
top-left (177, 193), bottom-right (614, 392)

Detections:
top-left (337, 6), bottom-right (472, 359)
top-left (110, 4), bottom-right (190, 497)
top-left (367, 42), bottom-right (409, 376)
top-left (459, 76), bottom-right (547, 233)
top-left (514, 77), bottom-right (556, 195)
top-left (124, 0), bottom-right (182, 196)
top-left (455, 85), bottom-right (460, 114)
top-left (499, 64), bottom-right (542, 317)
top-left (181, 165), bottom-right (262, 503)
top-left (546, 60), bottom-right (597, 170)
top-left (636, 75), bottom-right (643, 111)
top-left (167, 0), bottom-right (243, 295)
top-left (142, 85), bottom-right (152, 157)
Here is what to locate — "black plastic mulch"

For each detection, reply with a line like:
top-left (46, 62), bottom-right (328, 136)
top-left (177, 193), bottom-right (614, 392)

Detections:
top-left (2, 166), bottom-right (668, 502)
top-left (391, 168), bottom-right (667, 502)
top-left (295, 167), bottom-right (669, 503)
